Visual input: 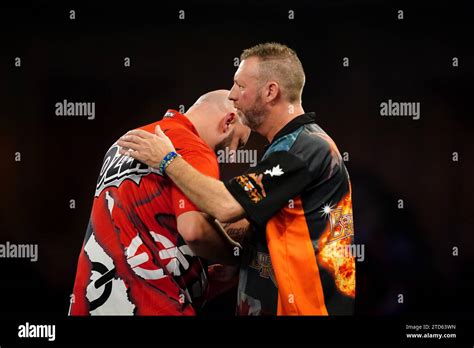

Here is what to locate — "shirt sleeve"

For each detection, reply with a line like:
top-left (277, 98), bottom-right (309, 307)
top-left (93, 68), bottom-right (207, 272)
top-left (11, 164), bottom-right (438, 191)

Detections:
top-left (171, 144), bottom-right (220, 217)
top-left (224, 150), bottom-right (311, 228)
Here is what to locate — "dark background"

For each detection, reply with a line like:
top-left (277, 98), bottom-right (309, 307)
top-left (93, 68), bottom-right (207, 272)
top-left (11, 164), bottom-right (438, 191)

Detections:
top-left (1, 0), bottom-right (473, 322)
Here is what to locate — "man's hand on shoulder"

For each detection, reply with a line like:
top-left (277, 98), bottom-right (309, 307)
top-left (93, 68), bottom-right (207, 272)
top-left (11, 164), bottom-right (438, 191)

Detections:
top-left (117, 125), bottom-right (175, 168)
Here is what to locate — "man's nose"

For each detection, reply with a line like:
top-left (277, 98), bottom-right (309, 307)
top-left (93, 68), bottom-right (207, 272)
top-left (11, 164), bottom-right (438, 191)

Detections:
top-left (228, 87), bottom-right (238, 101)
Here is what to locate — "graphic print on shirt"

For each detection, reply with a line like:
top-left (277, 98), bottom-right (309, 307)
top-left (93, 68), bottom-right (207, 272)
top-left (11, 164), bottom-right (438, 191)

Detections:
top-left (95, 144), bottom-right (155, 197)
top-left (237, 266), bottom-right (263, 316)
top-left (71, 111), bottom-right (220, 315)
top-left (125, 231), bottom-right (195, 281)
top-left (249, 251), bottom-right (277, 286)
top-left (84, 232), bottom-right (135, 315)
top-left (233, 165), bottom-right (284, 204)
top-left (317, 191), bottom-right (355, 298)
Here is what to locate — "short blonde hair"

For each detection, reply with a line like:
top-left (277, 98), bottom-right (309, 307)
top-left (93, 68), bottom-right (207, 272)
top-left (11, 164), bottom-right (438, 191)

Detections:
top-left (240, 42), bottom-right (305, 103)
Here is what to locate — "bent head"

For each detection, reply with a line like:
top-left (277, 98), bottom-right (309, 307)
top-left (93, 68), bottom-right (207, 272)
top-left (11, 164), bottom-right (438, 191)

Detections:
top-left (186, 89), bottom-right (251, 153)
top-left (215, 115), bottom-right (250, 153)
top-left (228, 42), bottom-right (306, 132)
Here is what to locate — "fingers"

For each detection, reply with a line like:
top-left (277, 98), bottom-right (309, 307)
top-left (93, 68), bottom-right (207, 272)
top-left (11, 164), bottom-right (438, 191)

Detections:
top-left (116, 126), bottom-right (172, 169)
top-left (118, 146), bottom-right (138, 158)
top-left (118, 147), bottom-right (148, 165)
top-left (118, 134), bottom-right (146, 145)
top-left (118, 147), bottom-right (141, 161)
top-left (155, 125), bottom-right (168, 138)
top-left (117, 139), bottom-right (141, 151)
top-left (120, 126), bottom-right (169, 144)
top-left (118, 146), bottom-right (131, 155)
top-left (118, 147), bottom-right (129, 154)
top-left (209, 264), bottom-right (224, 271)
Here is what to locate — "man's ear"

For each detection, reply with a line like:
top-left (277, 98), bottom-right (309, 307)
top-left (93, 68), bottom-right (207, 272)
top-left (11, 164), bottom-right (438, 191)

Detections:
top-left (265, 81), bottom-right (280, 103)
top-left (220, 112), bottom-right (236, 133)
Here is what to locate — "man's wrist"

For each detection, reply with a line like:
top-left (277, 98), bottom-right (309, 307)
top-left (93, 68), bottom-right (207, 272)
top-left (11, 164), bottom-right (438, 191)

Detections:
top-left (164, 153), bottom-right (183, 175)
top-left (158, 151), bottom-right (181, 175)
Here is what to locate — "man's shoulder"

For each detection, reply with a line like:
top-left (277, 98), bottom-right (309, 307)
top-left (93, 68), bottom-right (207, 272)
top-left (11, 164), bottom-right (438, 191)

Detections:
top-left (289, 124), bottom-right (339, 156)
top-left (298, 124), bottom-right (347, 181)
top-left (138, 118), bottom-right (192, 136)
top-left (265, 123), bottom-right (332, 159)
top-left (276, 123), bottom-right (345, 181)
top-left (139, 119), bottom-right (211, 152)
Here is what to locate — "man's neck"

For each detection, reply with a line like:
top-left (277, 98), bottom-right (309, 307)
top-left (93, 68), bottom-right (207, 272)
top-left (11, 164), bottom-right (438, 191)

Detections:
top-left (260, 104), bottom-right (305, 143)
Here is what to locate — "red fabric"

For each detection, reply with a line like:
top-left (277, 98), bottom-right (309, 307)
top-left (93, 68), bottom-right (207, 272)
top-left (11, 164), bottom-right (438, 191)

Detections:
top-left (70, 110), bottom-right (219, 315)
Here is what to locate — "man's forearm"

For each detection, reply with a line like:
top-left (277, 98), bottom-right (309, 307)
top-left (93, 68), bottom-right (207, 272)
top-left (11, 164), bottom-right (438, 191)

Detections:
top-left (116, 128), bottom-right (246, 222)
top-left (221, 219), bottom-right (251, 245)
top-left (186, 215), bottom-right (240, 265)
top-left (165, 156), bottom-right (245, 223)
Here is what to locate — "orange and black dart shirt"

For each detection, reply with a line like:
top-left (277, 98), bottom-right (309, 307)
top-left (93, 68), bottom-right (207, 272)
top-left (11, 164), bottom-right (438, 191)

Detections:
top-left (225, 112), bottom-right (356, 316)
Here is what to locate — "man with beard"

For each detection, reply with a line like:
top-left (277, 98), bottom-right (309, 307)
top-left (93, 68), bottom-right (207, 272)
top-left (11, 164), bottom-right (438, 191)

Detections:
top-left (117, 43), bottom-right (356, 316)
top-left (70, 90), bottom-right (250, 315)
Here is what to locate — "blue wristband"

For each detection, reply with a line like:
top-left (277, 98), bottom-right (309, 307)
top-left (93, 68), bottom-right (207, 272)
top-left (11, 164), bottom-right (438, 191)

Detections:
top-left (158, 151), bottom-right (180, 175)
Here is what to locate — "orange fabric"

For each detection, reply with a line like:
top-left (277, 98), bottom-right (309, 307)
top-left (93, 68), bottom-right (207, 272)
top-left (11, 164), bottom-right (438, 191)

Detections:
top-left (265, 196), bottom-right (328, 315)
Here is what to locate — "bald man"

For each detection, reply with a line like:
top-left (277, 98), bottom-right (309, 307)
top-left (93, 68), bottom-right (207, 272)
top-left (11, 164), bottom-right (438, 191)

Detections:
top-left (69, 90), bottom-right (250, 316)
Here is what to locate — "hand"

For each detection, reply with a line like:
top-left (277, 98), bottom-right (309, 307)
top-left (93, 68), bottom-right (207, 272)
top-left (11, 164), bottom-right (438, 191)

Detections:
top-left (207, 264), bottom-right (239, 283)
top-left (207, 264), bottom-right (239, 300)
top-left (117, 125), bottom-right (176, 168)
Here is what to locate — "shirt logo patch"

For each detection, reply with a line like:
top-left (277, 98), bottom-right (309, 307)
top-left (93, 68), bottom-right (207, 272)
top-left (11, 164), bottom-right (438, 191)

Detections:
top-left (238, 293), bottom-right (262, 316)
top-left (249, 252), bottom-right (277, 286)
top-left (95, 144), bottom-right (153, 197)
top-left (235, 174), bottom-right (265, 204)
top-left (264, 164), bottom-right (284, 177)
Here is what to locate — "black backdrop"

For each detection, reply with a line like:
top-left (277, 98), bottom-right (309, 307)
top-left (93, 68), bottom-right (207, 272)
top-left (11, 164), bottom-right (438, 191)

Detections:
top-left (1, 0), bottom-right (473, 344)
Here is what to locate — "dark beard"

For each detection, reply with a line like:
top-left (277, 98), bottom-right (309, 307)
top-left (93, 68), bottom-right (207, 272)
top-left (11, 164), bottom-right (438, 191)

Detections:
top-left (240, 96), bottom-right (267, 131)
